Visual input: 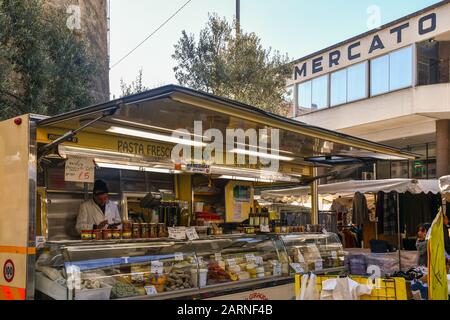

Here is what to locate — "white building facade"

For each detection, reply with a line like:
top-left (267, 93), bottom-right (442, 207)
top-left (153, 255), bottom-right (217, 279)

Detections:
top-left (288, 1), bottom-right (450, 179)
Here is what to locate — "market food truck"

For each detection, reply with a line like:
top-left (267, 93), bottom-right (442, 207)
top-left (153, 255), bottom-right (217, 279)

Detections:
top-left (0, 85), bottom-right (415, 300)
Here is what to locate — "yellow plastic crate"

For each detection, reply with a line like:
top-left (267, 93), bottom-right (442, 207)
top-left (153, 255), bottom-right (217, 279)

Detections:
top-left (295, 275), bottom-right (408, 300)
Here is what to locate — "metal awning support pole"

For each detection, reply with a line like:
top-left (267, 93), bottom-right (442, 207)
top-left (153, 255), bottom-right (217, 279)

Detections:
top-left (311, 167), bottom-right (319, 225)
top-left (397, 193), bottom-right (402, 271)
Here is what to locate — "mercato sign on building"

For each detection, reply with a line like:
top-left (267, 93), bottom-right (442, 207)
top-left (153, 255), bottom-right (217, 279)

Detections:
top-left (287, 0), bottom-right (450, 180)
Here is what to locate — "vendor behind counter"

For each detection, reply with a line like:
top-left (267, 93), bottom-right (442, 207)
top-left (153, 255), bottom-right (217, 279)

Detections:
top-left (75, 180), bottom-right (122, 234)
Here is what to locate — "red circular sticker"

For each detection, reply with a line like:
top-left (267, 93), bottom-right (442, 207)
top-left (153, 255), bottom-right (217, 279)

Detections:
top-left (3, 260), bottom-right (15, 283)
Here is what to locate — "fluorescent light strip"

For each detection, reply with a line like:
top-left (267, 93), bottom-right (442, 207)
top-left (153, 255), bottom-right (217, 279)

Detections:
top-left (230, 149), bottom-right (294, 161)
top-left (218, 175), bottom-right (274, 183)
top-left (96, 162), bottom-right (181, 174)
top-left (107, 126), bottom-right (207, 147)
top-left (111, 118), bottom-right (206, 140)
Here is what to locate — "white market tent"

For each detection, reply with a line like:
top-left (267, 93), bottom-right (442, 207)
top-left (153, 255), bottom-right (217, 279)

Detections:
top-left (262, 179), bottom-right (441, 270)
top-left (261, 179), bottom-right (440, 198)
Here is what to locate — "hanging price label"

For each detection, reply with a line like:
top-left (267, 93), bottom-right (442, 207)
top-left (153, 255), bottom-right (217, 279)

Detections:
top-left (255, 256), bottom-right (263, 265)
top-left (260, 225), bottom-right (270, 233)
top-left (185, 227), bottom-right (199, 240)
top-left (151, 261), bottom-right (164, 274)
top-left (245, 254), bottom-right (256, 262)
top-left (290, 263), bottom-right (305, 274)
top-left (144, 285), bottom-right (158, 296)
top-left (168, 227), bottom-right (186, 240)
top-left (215, 253), bottom-right (222, 261)
top-left (331, 251), bottom-right (338, 259)
top-left (174, 252), bottom-right (184, 261)
top-left (227, 259), bottom-right (237, 267)
top-left (315, 260), bottom-right (323, 271)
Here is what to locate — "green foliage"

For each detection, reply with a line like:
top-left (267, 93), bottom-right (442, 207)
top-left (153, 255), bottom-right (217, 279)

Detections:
top-left (120, 68), bottom-right (149, 97)
top-left (0, 0), bottom-right (96, 120)
top-left (172, 14), bottom-right (292, 115)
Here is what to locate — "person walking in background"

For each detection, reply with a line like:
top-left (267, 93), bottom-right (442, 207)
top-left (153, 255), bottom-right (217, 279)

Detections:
top-left (416, 223), bottom-right (431, 267)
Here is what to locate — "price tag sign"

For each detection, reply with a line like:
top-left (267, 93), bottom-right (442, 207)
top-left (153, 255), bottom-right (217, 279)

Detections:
top-left (331, 251), bottom-right (338, 259)
top-left (131, 273), bottom-right (144, 282)
top-left (272, 263), bottom-right (282, 276)
top-left (144, 285), bottom-right (158, 296)
top-left (290, 263), bottom-right (305, 274)
top-left (151, 261), bottom-right (164, 274)
top-left (168, 227), bottom-right (186, 240)
top-left (245, 254), bottom-right (256, 263)
top-left (255, 256), bottom-right (263, 265)
top-left (315, 260), bottom-right (323, 271)
top-left (174, 252), bottom-right (184, 261)
top-left (64, 156), bottom-right (95, 183)
top-left (260, 225), bottom-right (270, 233)
top-left (215, 253), bottom-right (222, 261)
top-left (227, 259), bottom-right (237, 267)
top-left (35, 236), bottom-right (46, 249)
top-left (185, 227), bottom-right (199, 241)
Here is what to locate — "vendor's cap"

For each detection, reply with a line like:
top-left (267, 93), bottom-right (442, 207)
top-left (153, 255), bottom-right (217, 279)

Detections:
top-left (93, 180), bottom-right (109, 195)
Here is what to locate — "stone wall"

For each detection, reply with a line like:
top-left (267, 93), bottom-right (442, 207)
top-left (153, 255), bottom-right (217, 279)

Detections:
top-left (43, 0), bottom-right (110, 104)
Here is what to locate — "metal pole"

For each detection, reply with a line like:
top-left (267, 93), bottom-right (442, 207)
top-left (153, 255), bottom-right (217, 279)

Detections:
top-left (311, 167), bottom-right (319, 225)
top-left (397, 193), bottom-right (402, 271)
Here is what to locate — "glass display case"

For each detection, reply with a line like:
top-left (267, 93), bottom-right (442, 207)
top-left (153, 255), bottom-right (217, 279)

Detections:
top-left (281, 233), bottom-right (346, 273)
top-left (35, 233), bottom-right (345, 300)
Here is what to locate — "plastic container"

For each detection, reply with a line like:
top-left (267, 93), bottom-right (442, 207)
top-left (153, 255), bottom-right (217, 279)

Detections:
top-left (190, 268), bottom-right (208, 288)
top-left (75, 283), bottom-right (112, 300)
top-left (81, 230), bottom-right (93, 241)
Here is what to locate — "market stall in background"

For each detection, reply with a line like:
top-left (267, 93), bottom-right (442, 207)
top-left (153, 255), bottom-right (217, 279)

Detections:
top-left (0, 85), bottom-right (416, 300)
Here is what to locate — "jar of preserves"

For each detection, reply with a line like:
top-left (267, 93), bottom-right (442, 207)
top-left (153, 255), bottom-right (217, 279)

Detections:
top-left (111, 229), bottom-right (122, 240)
top-left (122, 220), bottom-right (132, 232)
top-left (141, 223), bottom-right (150, 239)
top-left (149, 223), bottom-right (158, 238)
top-left (132, 223), bottom-right (141, 239)
top-left (157, 223), bottom-right (167, 238)
top-left (122, 230), bottom-right (132, 239)
top-left (92, 229), bottom-right (102, 241)
top-left (102, 229), bottom-right (113, 240)
top-left (81, 230), bottom-right (93, 240)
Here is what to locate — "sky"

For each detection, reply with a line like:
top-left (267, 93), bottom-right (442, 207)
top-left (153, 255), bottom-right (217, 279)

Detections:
top-left (109, 0), bottom-right (441, 98)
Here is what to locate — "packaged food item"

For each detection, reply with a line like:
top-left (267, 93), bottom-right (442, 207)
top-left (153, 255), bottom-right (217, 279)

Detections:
top-left (81, 230), bottom-right (93, 240)
top-left (122, 230), bottom-right (132, 239)
top-left (140, 223), bottom-right (149, 238)
top-left (237, 271), bottom-right (250, 281)
top-left (111, 229), bottom-right (122, 240)
top-left (149, 223), bottom-right (158, 238)
top-left (149, 274), bottom-right (167, 293)
top-left (92, 229), bottom-right (102, 241)
top-left (207, 262), bottom-right (231, 284)
top-left (256, 267), bottom-right (265, 278)
top-left (122, 220), bottom-right (132, 231)
top-left (132, 223), bottom-right (141, 239)
top-left (111, 278), bottom-right (140, 299)
top-left (102, 229), bottom-right (113, 240)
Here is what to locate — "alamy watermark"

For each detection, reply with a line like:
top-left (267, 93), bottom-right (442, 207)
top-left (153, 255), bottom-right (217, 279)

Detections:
top-left (170, 121), bottom-right (283, 173)
top-left (66, 5), bottom-right (81, 31)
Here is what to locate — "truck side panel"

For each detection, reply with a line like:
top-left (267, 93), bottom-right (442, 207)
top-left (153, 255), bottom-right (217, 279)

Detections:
top-left (0, 115), bottom-right (34, 300)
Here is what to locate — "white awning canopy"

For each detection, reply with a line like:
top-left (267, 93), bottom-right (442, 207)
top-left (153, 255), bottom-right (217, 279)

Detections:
top-left (262, 179), bottom-right (441, 198)
top-left (439, 176), bottom-right (450, 194)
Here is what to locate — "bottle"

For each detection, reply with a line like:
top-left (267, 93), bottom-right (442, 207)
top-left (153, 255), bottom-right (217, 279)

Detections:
top-left (249, 208), bottom-right (254, 227)
top-left (254, 208), bottom-right (260, 227)
top-left (263, 208), bottom-right (269, 226)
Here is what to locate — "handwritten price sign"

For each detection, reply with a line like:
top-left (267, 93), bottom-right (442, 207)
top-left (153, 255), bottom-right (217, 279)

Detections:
top-left (65, 157), bottom-right (95, 183)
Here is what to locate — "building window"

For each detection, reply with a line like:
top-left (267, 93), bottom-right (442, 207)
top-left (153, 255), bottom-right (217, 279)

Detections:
top-left (297, 75), bottom-right (329, 113)
top-left (330, 69), bottom-right (347, 106)
top-left (311, 75), bottom-right (329, 110)
top-left (370, 45), bottom-right (413, 97)
top-left (297, 81), bottom-right (312, 113)
top-left (347, 62), bottom-right (368, 102)
top-left (371, 55), bottom-right (390, 96)
top-left (417, 40), bottom-right (450, 86)
top-left (390, 46), bottom-right (413, 91)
